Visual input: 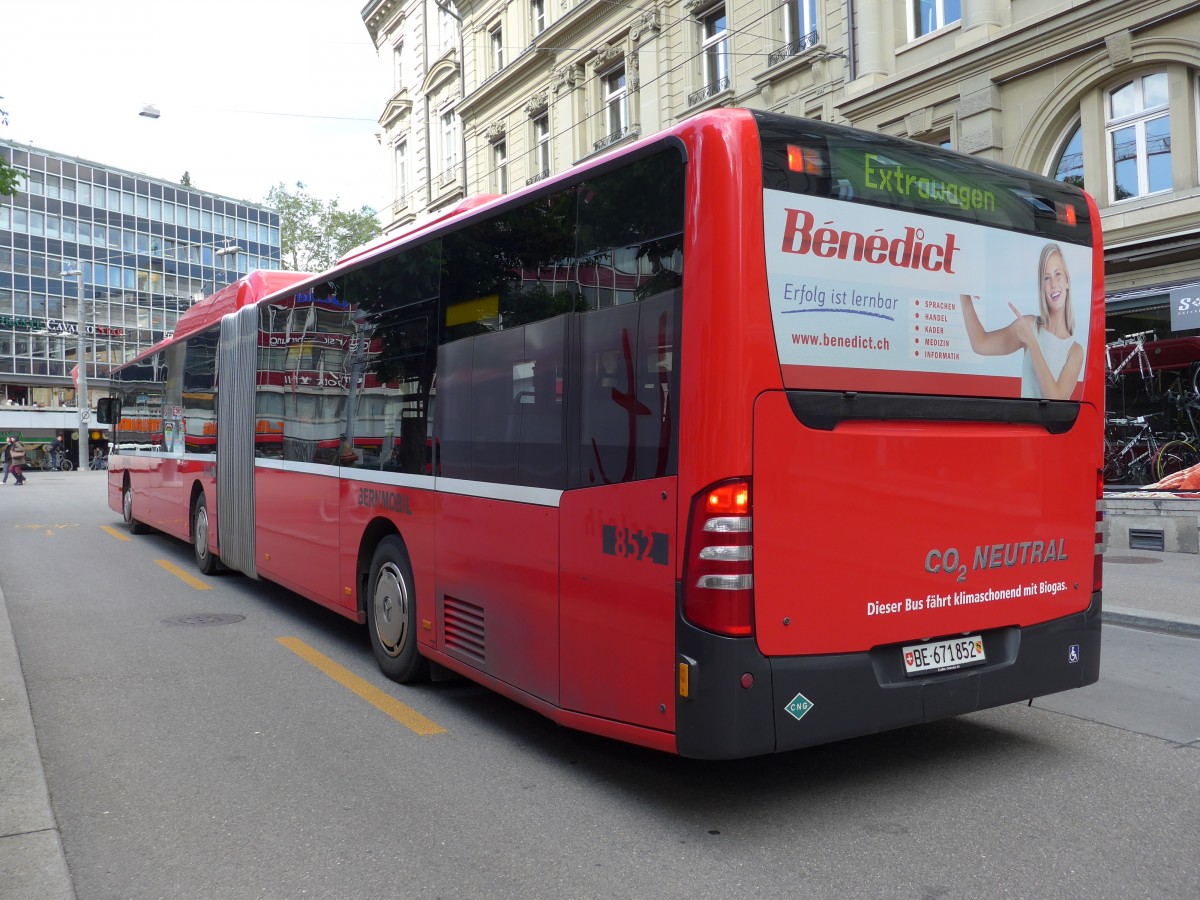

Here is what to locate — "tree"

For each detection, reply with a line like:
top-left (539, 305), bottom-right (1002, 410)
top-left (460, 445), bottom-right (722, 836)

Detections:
top-left (0, 158), bottom-right (17, 197)
top-left (180, 171), bottom-right (193, 187)
top-left (0, 97), bottom-right (19, 197)
top-left (265, 181), bottom-right (382, 273)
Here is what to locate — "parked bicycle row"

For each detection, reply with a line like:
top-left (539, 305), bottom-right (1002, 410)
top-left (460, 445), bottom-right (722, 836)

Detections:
top-left (1104, 333), bottom-right (1200, 485)
top-left (1103, 414), bottom-right (1198, 486)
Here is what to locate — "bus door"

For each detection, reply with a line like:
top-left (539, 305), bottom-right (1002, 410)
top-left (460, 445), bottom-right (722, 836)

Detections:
top-left (153, 342), bottom-right (189, 539)
top-left (433, 323), bottom-right (565, 705)
top-left (560, 297), bottom-right (679, 732)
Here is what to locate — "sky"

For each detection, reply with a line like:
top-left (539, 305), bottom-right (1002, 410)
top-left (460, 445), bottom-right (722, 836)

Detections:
top-left (0, 1), bottom-right (388, 214)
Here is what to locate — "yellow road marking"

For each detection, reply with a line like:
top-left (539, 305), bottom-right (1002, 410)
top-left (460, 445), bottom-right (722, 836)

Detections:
top-left (100, 525), bottom-right (130, 542)
top-left (16, 523), bottom-right (78, 535)
top-left (155, 559), bottom-right (213, 591)
top-left (276, 637), bottom-right (446, 736)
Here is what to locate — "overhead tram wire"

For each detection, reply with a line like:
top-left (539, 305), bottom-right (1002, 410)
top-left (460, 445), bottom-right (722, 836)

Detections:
top-left (504, 1), bottom-right (829, 178)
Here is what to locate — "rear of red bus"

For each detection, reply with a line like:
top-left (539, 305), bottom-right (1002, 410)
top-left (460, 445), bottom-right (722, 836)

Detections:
top-left (673, 110), bottom-right (1104, 758)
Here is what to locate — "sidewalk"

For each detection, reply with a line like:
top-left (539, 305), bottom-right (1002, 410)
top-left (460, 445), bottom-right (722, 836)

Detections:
top-left (0, 579), bottom-right (75, 899)
top-left (1102, 547), bottom-right (1200, 637)
top-left (0, 547), bottom-right (1194, 898)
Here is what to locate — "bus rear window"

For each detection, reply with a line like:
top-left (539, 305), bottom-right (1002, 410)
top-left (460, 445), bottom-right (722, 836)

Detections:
top-left (754, 111), bottom-right (1091, 245)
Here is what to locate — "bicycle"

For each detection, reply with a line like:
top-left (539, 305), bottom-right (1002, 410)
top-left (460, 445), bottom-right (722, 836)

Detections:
top-left (1152, 435), bottom-right (1200, 483)
top-left (1103, 414), bottom-right (1164, 485)
top-left (1163, 362), bottom-right (1200, 440)
top-left (1105, 330), bottom-right (1156, 385)
top-left (23, 444), bottom-right (74, 472)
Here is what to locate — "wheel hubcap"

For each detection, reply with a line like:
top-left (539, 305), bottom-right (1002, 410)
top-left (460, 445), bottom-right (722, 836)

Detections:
top-left (373, 562), bottom-right (408, 657)
top-left (123, 489), bottom-right (133, 524)
top-left (195, 506), bottom-right (209, 560)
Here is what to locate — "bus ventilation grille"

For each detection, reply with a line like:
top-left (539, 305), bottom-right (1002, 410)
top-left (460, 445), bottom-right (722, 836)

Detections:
top-left (1128, 529), bottom-right (1165, 552)
top-left (443, 596), bottom-right (486, 664)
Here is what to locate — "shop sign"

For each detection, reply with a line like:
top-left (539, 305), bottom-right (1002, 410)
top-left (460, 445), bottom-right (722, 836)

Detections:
top-left (1169, 284), bottom-right (1200, 331)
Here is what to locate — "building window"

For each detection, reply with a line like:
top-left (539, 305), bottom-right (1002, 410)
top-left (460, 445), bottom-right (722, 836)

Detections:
top-left (394, 41), bottom-right (404, 90)
top-left (909, 0), bottom-right (960, 40)
top-left (701, 7), bottom-right (729, 93)
top-left (1107, 72), bottom-right (1171, 201)
top-left (494, 142), bottom-right (508, 194)
top-left (787, 0), bottom-right (816, 48)
top-left (534, 114), bottom-right (551, 178)
top-left (1053, 123), bottom-right (1085, 189)
top-left (441, 110), bottom-right (459, 174)
top-left (490, 25), bottom-right (504, 73)
top-left (531, 0), bottom-right (545, 36)
top-left (395, 140), bottom-right (409, 206)
top-left (601, 66), bottom-right (628, 145)
top-left (439, 5), bottom-right (458, 53)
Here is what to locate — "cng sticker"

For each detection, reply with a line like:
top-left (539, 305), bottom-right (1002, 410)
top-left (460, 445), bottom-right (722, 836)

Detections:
top-left (785, 692), bottom-right (814, 722)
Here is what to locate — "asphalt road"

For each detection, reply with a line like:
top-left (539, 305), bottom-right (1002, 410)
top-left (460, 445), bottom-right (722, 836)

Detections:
top-left (2, 470), bottom-right (1198, 899)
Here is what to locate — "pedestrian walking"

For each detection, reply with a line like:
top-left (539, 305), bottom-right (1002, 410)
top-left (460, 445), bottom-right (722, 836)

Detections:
top-left (2, 436), bottom-right (12, 483)
top-left (49, 432), bottom-right (65, 470)
top-left (9, 437), bottom-right (27, 485)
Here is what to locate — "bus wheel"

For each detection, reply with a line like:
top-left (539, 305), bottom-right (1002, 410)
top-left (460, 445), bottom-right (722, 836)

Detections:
top-left (192, 494), bottom-right (221, 576)
top-left (123, 482), bottom-right (150, 535)
top-left (367, 536), bottom-right (429, 683)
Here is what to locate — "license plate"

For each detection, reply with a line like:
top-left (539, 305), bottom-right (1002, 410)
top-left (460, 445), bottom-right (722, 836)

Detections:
top-left (903, 635), bottom-right (985, 676)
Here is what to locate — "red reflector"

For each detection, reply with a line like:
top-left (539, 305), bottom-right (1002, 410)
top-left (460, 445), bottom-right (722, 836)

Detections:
top-left (740, 673), bottom-right (754, 689)
top-left (1056, 202), bottom-right (1077, 226)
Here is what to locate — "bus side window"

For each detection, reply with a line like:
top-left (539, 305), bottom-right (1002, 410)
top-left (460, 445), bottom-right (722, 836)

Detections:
top-left (578, 303), bottom-right (641, 487)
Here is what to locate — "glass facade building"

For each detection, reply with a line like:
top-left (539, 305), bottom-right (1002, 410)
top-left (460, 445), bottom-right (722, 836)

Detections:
top-left (0, 140), bottom-right (281, 407)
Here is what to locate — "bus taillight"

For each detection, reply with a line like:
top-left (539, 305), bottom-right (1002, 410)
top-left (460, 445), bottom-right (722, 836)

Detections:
top-left (683, 478), bottom-right (754, 637)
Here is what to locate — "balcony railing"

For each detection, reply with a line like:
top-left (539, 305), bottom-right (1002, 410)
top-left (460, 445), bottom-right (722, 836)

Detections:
top-left (767, 29), bottom-right (819, 67)
top-left (594, 127), bottom-right (629, 151)
top-left (688, 76), bottom-right (730, 108)
top-left (436, 166), bottom-right (462, 189)
top-left (525, 169), bottom-right (550, 186)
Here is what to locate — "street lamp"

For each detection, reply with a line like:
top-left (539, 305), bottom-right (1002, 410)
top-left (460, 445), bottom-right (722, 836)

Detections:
top-left (61, 266), bottom-right (88, 470)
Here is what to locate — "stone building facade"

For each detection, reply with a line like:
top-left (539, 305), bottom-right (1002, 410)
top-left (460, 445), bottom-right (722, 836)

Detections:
top-left (363, 0), bottom-right (1200, 337)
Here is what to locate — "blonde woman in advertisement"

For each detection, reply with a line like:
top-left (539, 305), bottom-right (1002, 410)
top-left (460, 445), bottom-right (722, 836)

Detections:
top-left (960, 243), bottom-right (1083, 400)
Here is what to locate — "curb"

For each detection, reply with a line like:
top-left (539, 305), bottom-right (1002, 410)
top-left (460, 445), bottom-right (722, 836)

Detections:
top-left (1102, 606), bottom-right (1200, 638)
top-left (0, 581), bottom-right (76, 899)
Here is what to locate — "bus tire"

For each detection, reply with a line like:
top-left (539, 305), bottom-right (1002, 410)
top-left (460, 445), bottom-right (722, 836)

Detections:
top-left (192, 494), bottom-right (222, 576)
top-left (367, 536), bottom-right (429, 683)
top-left (123, 482), bottom-right (150, 535)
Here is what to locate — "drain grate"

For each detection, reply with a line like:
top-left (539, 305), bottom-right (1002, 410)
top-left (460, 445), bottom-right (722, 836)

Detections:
top-left (161, 613), bottom-right (246, 626)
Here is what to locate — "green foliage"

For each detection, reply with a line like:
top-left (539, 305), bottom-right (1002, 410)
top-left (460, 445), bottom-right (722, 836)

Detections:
top-left (180, 171), bottom-right (193, 187)
top-left (265, 181), bottom-right (382, 273)
top-left (0, 159), bottom-right (17, 197)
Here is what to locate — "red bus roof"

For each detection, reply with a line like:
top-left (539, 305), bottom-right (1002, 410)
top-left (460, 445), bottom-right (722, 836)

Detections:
top-left (170, 270), bottom-right (313, 343)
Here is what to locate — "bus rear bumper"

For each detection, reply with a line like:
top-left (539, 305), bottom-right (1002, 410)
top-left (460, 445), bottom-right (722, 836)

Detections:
top-left (675, 591), bottom-right (1102, 759)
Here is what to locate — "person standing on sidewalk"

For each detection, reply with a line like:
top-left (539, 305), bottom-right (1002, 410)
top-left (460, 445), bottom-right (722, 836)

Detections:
top-left (2, 436), bottom-right (12, 483)
top-left (9, 437), bottom-right (27, 485)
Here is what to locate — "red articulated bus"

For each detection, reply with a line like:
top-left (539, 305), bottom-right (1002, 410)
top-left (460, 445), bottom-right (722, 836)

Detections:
top-left (98, 109), bottom-right (1105, 758)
